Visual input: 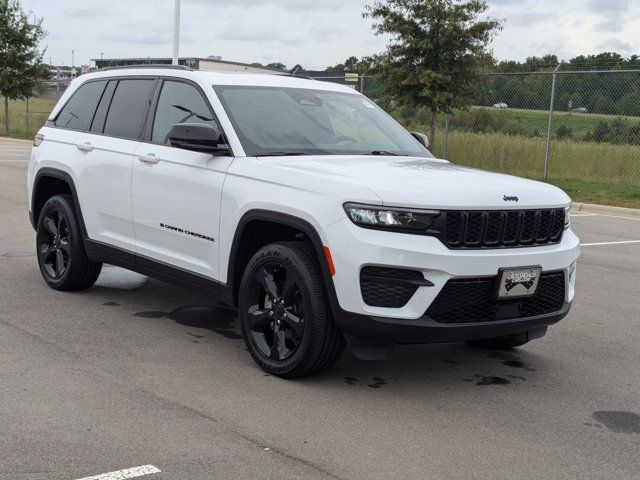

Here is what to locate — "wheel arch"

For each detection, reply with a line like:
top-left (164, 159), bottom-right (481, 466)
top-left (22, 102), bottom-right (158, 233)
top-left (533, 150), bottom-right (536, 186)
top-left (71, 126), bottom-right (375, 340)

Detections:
top-left (31, 168), bottom-right (88, 239)
top-left (226, 210), bottom-right (340, 317)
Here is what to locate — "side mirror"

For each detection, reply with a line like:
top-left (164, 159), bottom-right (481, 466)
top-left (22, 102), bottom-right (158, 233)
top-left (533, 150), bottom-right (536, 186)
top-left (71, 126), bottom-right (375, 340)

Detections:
top-left (169, 123), bottom-right (230, 155)
top-left (410, 131), bottom-right (429, 149)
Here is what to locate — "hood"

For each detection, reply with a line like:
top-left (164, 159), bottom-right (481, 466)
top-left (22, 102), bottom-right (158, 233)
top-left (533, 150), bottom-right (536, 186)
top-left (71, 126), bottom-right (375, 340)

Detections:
top-left (262, 155), bottom-right (570, 209)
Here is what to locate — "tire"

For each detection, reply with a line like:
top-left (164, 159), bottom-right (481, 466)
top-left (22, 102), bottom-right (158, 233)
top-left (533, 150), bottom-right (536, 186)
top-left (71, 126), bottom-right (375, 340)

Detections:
top-left (36, 194), bottom-right (102, 291)
top-left (238, 241), bottom-right (345, 378)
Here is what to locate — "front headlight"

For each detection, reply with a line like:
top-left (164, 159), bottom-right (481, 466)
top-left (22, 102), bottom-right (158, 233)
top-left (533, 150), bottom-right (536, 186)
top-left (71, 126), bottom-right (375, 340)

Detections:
top-left (564, 206), bottom-right (571, 230)
top-left (344, 203), bottom-right (439, 232)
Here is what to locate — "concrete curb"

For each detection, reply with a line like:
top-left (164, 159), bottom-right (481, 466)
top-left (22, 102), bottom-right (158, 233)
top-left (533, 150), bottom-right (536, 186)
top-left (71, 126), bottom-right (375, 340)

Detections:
top-left (0, 136), bottom-right (33, 144)
top-left (572, 202), bottom-right (640, 219)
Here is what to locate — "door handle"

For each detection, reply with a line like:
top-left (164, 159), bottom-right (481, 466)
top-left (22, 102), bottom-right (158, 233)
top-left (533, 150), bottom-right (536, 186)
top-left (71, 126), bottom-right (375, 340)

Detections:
top-left (76, 142), bottom-right (94, 152)
top-left (138, 153), bottom-right (160, 165)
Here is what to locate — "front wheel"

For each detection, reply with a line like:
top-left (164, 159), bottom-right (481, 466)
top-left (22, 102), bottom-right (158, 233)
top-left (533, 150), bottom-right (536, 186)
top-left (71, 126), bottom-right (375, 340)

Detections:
top-left (238, 242), bottom-right (345, 378)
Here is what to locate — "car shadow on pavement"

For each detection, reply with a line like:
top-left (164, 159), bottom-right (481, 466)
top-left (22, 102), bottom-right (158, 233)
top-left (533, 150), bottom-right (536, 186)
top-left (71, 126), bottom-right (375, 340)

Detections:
top-left (322, 339), bottom-right (561, 393)
top-left (90, 267), bottom-right (558, 392)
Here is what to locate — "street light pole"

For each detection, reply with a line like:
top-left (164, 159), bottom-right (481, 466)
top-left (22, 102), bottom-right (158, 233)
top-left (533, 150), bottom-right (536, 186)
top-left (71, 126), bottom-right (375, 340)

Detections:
top-left (172, 0), bottom-right (181, 66)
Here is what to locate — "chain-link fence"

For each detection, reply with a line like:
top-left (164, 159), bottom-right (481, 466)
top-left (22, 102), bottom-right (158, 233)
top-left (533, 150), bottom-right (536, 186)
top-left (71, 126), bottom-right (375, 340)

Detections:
top-left (4, 71), bottom-right (639, 187)
top-left (0, 80), bottom-right (68, 138)
top-left (311, 70), bottom-right (640, 186)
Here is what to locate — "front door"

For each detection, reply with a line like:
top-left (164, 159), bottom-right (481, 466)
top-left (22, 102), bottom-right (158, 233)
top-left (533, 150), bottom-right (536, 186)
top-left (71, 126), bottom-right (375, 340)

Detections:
top-left (132, 79), bottom-right (233, 280)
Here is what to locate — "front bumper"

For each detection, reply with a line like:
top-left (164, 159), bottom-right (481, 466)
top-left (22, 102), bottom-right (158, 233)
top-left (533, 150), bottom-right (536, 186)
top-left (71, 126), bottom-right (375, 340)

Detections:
top-left (323, 218), bottom-right (580, 343)
top-left (337, 302), bottom-right (571, 344)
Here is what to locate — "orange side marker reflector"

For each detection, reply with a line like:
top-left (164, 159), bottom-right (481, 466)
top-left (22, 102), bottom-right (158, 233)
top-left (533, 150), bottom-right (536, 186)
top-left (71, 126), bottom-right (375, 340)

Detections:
top-left (323, 246), bottom-right (336, 276)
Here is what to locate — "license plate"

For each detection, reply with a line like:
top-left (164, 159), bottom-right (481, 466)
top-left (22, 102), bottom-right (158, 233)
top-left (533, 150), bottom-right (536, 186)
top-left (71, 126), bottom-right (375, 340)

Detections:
top-left (498, 267), bottom-right (542, 299)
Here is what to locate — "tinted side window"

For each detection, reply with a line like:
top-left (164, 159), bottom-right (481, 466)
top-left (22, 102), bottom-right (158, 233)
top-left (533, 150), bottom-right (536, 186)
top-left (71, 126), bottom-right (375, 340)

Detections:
top-left (152, 81), bottom-right (216, 144)
top-left (54, 81), bottom-right (106, 130)
top-left (90, 80), bottom-right (117, 133)
top-left (103, 79), bottom-right (156, 140)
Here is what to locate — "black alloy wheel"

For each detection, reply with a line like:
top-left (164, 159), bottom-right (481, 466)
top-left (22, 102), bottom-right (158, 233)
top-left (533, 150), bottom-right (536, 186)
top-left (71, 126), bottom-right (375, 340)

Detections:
top-left (38, 208), bottom-right (70, 279)
top-left (246, 263), bottom-right (306, 361)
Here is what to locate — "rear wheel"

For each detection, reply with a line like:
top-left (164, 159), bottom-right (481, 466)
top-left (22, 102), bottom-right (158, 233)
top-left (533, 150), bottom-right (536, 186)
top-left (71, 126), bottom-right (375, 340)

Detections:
top-left (239, 242), bottom-right (345, 378)
top-left (36, 195), bottom-right (102, 291)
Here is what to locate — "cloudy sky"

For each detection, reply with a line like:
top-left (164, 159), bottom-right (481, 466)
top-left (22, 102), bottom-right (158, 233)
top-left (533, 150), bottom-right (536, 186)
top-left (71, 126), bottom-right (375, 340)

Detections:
top-left (22, 0), bottom-right (639, 69)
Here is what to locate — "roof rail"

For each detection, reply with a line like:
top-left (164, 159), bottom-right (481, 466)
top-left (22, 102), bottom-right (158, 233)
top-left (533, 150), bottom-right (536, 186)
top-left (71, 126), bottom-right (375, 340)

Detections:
top-left (99, 64), bottom-right (194, 72)
top-left (290, 74), bottom-right (316, 80)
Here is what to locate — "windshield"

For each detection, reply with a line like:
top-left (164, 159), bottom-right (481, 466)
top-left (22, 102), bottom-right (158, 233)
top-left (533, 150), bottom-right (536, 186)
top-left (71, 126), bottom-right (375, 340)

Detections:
top-left (213, 85), bottom-right (432, 158)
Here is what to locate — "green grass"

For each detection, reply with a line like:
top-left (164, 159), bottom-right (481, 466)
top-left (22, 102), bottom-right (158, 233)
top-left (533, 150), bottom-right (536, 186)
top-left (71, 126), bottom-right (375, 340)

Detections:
top-left (425, 129), bottom-right (640, 208)
top-left (0, 97), bottom-right (57, 139)
top-left (429, 130), bottom-right (640, 185)
top-left (470, 107), bottom-right (636, 138)
top-left (547, 179), bottom-right (640, 209)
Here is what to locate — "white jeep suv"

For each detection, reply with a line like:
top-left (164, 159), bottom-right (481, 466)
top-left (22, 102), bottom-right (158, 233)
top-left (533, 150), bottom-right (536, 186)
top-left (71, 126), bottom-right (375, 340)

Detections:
top-left (27, 66), bottom-right (580, 378)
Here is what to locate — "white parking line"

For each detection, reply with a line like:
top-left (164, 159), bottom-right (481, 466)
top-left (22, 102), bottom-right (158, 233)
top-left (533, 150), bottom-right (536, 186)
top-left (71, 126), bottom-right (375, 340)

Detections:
top-left (73, 464), bottom-right (161, 480)
top-left (596, 214), bottom-right (640, 222)
top-left (572, 212), bottom-right (640, 222)
top-left (582, 240), bottom-right (640, 247)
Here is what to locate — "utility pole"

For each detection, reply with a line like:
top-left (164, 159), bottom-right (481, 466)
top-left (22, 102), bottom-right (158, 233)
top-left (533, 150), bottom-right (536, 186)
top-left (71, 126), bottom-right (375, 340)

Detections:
top-left (172, 0), bottom-right (181, 65)
top-left (100, 52), bottom-right (104, 61)
top-left (71, 49), bottom-right (75, 78)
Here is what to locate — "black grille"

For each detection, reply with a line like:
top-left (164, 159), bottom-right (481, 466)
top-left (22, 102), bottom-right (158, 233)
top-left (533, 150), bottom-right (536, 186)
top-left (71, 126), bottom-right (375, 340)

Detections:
top-left (425, 272), bottom-right (566, 324)
top-left (360, 267), bottom-right (424, 308)
top-left (442, 209), bottom-right (565, 249)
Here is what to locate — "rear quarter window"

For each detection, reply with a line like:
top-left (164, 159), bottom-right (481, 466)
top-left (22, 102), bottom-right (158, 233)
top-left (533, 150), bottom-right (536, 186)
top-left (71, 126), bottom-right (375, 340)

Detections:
top-left (54, 80), bottom-right (107, 130)
top-left (103, 79), bottom-right (156, 140)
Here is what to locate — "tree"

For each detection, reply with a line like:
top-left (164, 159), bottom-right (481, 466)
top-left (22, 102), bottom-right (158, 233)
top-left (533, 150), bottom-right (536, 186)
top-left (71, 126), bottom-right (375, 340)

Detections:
top-left (0, 0), bottom-right (47, 135)
top-left (364, 0), bottom-right (502, 151)
top-left (343, 56), bottom-right (359, 71)
top-left (325, 56), bottom-right (373, 73)
top-left (265, 62), bottom-right (287, 71)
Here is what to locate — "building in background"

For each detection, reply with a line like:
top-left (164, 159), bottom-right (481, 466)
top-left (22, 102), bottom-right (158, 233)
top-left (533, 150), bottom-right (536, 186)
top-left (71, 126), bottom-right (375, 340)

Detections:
top-left (92, 57), bottom-right (282, 74)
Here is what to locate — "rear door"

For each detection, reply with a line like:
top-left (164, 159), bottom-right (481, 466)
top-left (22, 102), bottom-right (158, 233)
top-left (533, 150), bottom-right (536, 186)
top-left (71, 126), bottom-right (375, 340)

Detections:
top-left (132, 79), bottom-right (233, 280)
top-left (47, 80), bottom-right (107, 220)
top-left (77, 78), bottom-right (157, 251)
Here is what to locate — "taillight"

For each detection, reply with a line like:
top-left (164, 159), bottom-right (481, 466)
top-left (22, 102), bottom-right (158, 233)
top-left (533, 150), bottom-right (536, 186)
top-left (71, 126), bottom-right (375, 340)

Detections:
top-left (34, 134), bottom-right (44, 147)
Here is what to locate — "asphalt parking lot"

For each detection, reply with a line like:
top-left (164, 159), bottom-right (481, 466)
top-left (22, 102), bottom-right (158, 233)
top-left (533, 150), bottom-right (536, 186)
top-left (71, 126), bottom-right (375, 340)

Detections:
top-left (1, 137), bottom-right (639, 480)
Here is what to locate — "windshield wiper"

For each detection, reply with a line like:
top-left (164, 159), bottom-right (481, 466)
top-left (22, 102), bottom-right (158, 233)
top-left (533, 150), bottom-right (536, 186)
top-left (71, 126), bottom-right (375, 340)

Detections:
top-left (370, 150), bottom-right (401, 156)
top-left (256, 151), bottom-right (314, 157)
